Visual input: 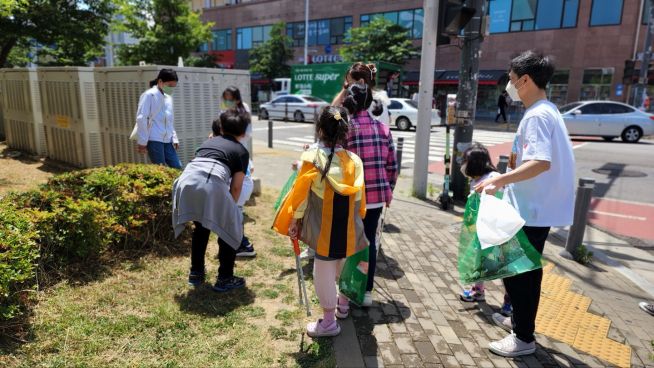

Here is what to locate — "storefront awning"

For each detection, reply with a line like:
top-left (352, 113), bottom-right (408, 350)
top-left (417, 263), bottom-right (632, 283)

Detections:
top-left (402, 69), bottom-right (508, 86)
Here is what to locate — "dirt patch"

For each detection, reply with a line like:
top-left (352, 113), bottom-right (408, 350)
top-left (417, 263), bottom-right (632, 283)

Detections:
top-left (0, 142), bottom-right (72, 196)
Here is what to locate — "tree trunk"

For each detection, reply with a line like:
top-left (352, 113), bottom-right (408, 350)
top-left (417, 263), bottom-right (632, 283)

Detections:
top-left (0, 38), bottom-right (18, 68)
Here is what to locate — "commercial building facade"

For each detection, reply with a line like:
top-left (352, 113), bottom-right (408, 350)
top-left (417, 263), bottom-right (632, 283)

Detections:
top-left (195, 0), bottom-right (649, 117)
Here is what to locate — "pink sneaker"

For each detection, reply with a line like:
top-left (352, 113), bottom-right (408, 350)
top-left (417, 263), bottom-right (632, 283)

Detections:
top-left (336, 302), bottom-right (350, 319)
top-left (307, 319), bottom-right (341, 337)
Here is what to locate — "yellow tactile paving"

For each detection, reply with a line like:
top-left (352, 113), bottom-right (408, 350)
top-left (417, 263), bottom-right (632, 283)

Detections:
top-left (536, 264), bottom-right (632, 368)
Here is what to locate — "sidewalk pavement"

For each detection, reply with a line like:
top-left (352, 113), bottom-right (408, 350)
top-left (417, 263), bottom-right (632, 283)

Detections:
top-left (252, 141), bottom-right (654, 367)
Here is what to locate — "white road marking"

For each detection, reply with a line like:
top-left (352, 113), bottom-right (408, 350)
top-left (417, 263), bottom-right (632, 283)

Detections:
top-left (588, 210), bottom-right (647, 221)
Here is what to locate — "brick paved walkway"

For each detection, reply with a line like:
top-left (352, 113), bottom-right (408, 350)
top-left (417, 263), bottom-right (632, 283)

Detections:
top-left (334, 196), bottom-right (654, 368)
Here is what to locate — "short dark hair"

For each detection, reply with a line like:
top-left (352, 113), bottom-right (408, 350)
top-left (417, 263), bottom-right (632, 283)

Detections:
top-left (211, 118), bottom-right (222, 137)
top-left (510, 50), bottom-right (554, 90)
top-left (463, 142), bottom-right (497, 178)
top-left (150, 68), bottom-right (178, 87)
top-left (219, 110), bottom-right (250, 137)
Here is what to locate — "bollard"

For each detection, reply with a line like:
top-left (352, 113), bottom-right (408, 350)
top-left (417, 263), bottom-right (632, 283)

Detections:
top-left (268, 120), bottom-right (273, 148)
top-left (562, 178), bottom-right (596, 260)
top-left (497, 155), bottom-right (509, 174)
top-left (396, 137), bottom-right (404, 176)
top-left (284, 102), bottom-right (289, 121)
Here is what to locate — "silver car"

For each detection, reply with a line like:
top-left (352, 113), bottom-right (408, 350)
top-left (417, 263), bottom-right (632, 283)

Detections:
top-left (259, 95), bottom-right (329, 123)
top-left (388, 98), bottom-right (441, 131)
top-left (560, 101), bottom-right (654, 143)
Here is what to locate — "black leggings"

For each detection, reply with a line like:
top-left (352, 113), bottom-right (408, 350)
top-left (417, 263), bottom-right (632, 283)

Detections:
top-left (191, 222), bottom-right (236, 279)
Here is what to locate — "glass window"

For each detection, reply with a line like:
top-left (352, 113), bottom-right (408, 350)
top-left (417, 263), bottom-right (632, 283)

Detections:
top-left (360, 14), bottom-right (370, 27)
top-left (399, 10), bottom-right (414, 37)
top-left (212, 29), bottom-right (232, 51)
top-left (562, 0), bottom-right (579, 27)
top-left (389, 100), bottom-right (403, 110)
top-left (559, 102), bottom-right (582, 113)
top-left (580, 103), bottom-right (605, 114)
top-left (413, 8), bottom-right (424, 38)
top-left (317, 19), bottom-right (330, 45)
top-left (384, 11), bottom-right (398, 24)
top-left (489, 0), bottom-right (511, 33)
top-left (287, 96), bottom-right (303, 103)
top-left (307, 21), bottom-right (318, 46)
top-left (605, 103), bottom-right (634, 114)
top-left (263, 25), bottom-right (272, 42)
top-left (303, 96), bottom-right (325, 102)
top-left (535, 0), bottom-right (563, 30)
top-left (236, 27), bottom-right (252, 49)
top-left (198, 42), bottom-right (209, 52)
top-left (490, 0), bottom-right (578, 33)
top-left (512, 0), bottom-right (537, 21)
top-left (405, 100), bottom-right (419, 108)
top-left (590, 0), bottom-right (623, 26)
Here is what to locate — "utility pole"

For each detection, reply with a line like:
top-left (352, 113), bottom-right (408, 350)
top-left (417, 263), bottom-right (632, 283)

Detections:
top-left (451, 0), bottom-right (486, 201)
top-left (635, 0), bottom-right (654, 108)
top-left (412, 0), bottom-right (440, 198)
top-left (304, 0), bottom-right (309, 65)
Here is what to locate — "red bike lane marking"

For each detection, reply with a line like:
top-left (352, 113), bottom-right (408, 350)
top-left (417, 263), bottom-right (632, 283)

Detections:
top-left (588, 197), bottom-right (654, 241)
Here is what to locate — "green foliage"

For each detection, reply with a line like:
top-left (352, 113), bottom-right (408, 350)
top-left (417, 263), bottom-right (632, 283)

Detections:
top-left (186, 53), bottom-right (219, 68)
top-left (115, 0), bottom-right (213, 66)
top-left (575, 244), bottom-right (594, 265)
top-left (0, 0), bottom-right (115, 67)
top-left (249, 22), bottom-right (293, 82)
top-left (0, 201), bottom-right (39, 321)
top-left (0, 164), bottom-right (183, 325)
top-left (340, 17), bottom-right (418, 65)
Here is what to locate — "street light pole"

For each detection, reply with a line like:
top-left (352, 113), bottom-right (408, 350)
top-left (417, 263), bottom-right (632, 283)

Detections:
top-left (412, 0), bottom-right (439, 198)
top-left (304, 0), bottom-right (309, 65)
top-left (450, 0), bottom-right (486, 201)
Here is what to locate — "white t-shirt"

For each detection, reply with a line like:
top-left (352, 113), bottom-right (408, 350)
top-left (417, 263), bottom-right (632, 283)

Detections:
top-left (511, 100), bottom-right (575, 227)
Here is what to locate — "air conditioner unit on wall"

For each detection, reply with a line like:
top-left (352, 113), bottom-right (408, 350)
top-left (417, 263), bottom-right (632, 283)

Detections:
top-left (0, 68), bottom-right (47, 155)
top-left (94, 66), bottom-right (251, 166)
top-left (38, 67), bottom-right (103, 168)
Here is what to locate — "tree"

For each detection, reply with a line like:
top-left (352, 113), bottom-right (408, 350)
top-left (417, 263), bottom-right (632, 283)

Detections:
top-left (115, 0), bottom-right (212, 66)
top-left (340, 18), bottom-right (418, 65)
top-left (0, 0), bottom-right (114, 67)
top-left (249, 22), bottom-right (293, 83)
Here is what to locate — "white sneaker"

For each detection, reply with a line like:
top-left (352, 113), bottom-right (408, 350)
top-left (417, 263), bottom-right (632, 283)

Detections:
top-left (489, 333), bottom-right (536, 357)
top-left (492, 312), bottom-right (512, 332)
top-left (300, 248), bottom-right (315, 260)
top-left (361, 291), bottom-right (373, 307)
top-left (639, 302), bottom-right (654, 316)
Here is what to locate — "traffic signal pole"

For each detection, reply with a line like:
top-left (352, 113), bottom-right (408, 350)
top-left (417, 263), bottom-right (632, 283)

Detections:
top-left (635, 0), bottom-right (654, 108)
top-left (412, 0), bottom-right (440, 198)
top-left (451, 0), bottom-right (486, 201)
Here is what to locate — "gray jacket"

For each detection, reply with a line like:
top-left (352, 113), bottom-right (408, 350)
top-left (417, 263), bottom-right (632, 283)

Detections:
top-left (172, 158), bottom-right (243, 249)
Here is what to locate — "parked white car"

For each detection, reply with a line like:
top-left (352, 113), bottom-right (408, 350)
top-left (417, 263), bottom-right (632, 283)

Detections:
top-left (388, 98), bottom-right (440, 131)
top-left (259, 95), bottom-right (329, 123)
top-left (560, 101), bottom-right (654, 143)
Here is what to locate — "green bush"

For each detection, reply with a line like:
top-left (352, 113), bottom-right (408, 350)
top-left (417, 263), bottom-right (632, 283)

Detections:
top-left (0, 201), bottom-right (39, 321)
top-left (1, 164), bottom-right (184, 325)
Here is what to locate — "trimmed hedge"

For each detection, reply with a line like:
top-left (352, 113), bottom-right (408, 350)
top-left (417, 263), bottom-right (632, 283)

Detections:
top-left (1, 164), bottom-right (184, 325)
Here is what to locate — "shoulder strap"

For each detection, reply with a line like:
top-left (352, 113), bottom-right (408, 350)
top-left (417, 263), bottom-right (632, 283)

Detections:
top-left (146, 93), bottom-right (166, 130)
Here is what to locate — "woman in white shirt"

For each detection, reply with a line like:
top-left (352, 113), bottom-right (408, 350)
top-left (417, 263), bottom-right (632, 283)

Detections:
top-left (135, 69), bottom-right (182, 169)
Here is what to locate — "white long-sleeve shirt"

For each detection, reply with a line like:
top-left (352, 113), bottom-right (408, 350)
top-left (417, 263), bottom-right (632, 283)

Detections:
top-left (135, 86), bottom-right (178, 146)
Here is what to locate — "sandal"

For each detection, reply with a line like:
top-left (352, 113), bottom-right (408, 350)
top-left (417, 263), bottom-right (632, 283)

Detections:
top-left (307, 319), bottom-right (341, 337)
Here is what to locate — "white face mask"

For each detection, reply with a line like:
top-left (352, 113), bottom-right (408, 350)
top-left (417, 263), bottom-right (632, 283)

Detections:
top-left (506, 80), bottom-right (521, 102)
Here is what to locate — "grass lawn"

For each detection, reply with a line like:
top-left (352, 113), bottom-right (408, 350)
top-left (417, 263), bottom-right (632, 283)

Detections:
top-left (1, 189), bottom-right (334, 368)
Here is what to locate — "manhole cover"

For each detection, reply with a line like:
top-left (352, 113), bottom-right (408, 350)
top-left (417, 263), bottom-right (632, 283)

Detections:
top-left (592, 168), bottom-right (647, 178)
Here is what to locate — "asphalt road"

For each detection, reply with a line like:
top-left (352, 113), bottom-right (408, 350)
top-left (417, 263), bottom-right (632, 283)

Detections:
top-left (251, 117), bottom-right (654, 245)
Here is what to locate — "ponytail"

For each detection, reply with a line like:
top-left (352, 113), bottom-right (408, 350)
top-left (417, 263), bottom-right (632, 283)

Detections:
top-left (149, 79), bottom-right (158, 88)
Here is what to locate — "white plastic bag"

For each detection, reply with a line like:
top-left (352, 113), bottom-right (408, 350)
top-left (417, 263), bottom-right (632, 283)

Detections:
top-left (476, 188), bottom-right (525, 249)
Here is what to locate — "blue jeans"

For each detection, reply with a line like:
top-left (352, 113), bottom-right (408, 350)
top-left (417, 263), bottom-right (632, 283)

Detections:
top-left (147, 141), bottom-right (182, 169)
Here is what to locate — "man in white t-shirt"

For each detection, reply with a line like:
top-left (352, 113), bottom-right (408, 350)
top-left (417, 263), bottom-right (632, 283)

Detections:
top-left (475, 51), bottom-right (575, 358)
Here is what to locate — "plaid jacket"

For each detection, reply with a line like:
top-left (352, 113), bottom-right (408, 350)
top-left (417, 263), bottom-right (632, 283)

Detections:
top-left (346, 111), bottom-right (398, 206)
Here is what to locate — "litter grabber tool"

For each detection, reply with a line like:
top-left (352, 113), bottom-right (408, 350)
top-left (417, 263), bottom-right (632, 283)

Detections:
top-left (293, 238), bottom-right (311, 317)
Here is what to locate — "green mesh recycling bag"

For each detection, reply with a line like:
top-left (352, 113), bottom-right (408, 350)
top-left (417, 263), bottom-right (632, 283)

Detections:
top-left (338, 247), bottom-right (369, 306)
top-left (458, 192), bottom-right (542, 284)
top-left (274, 171), bottom-right (298, 211)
